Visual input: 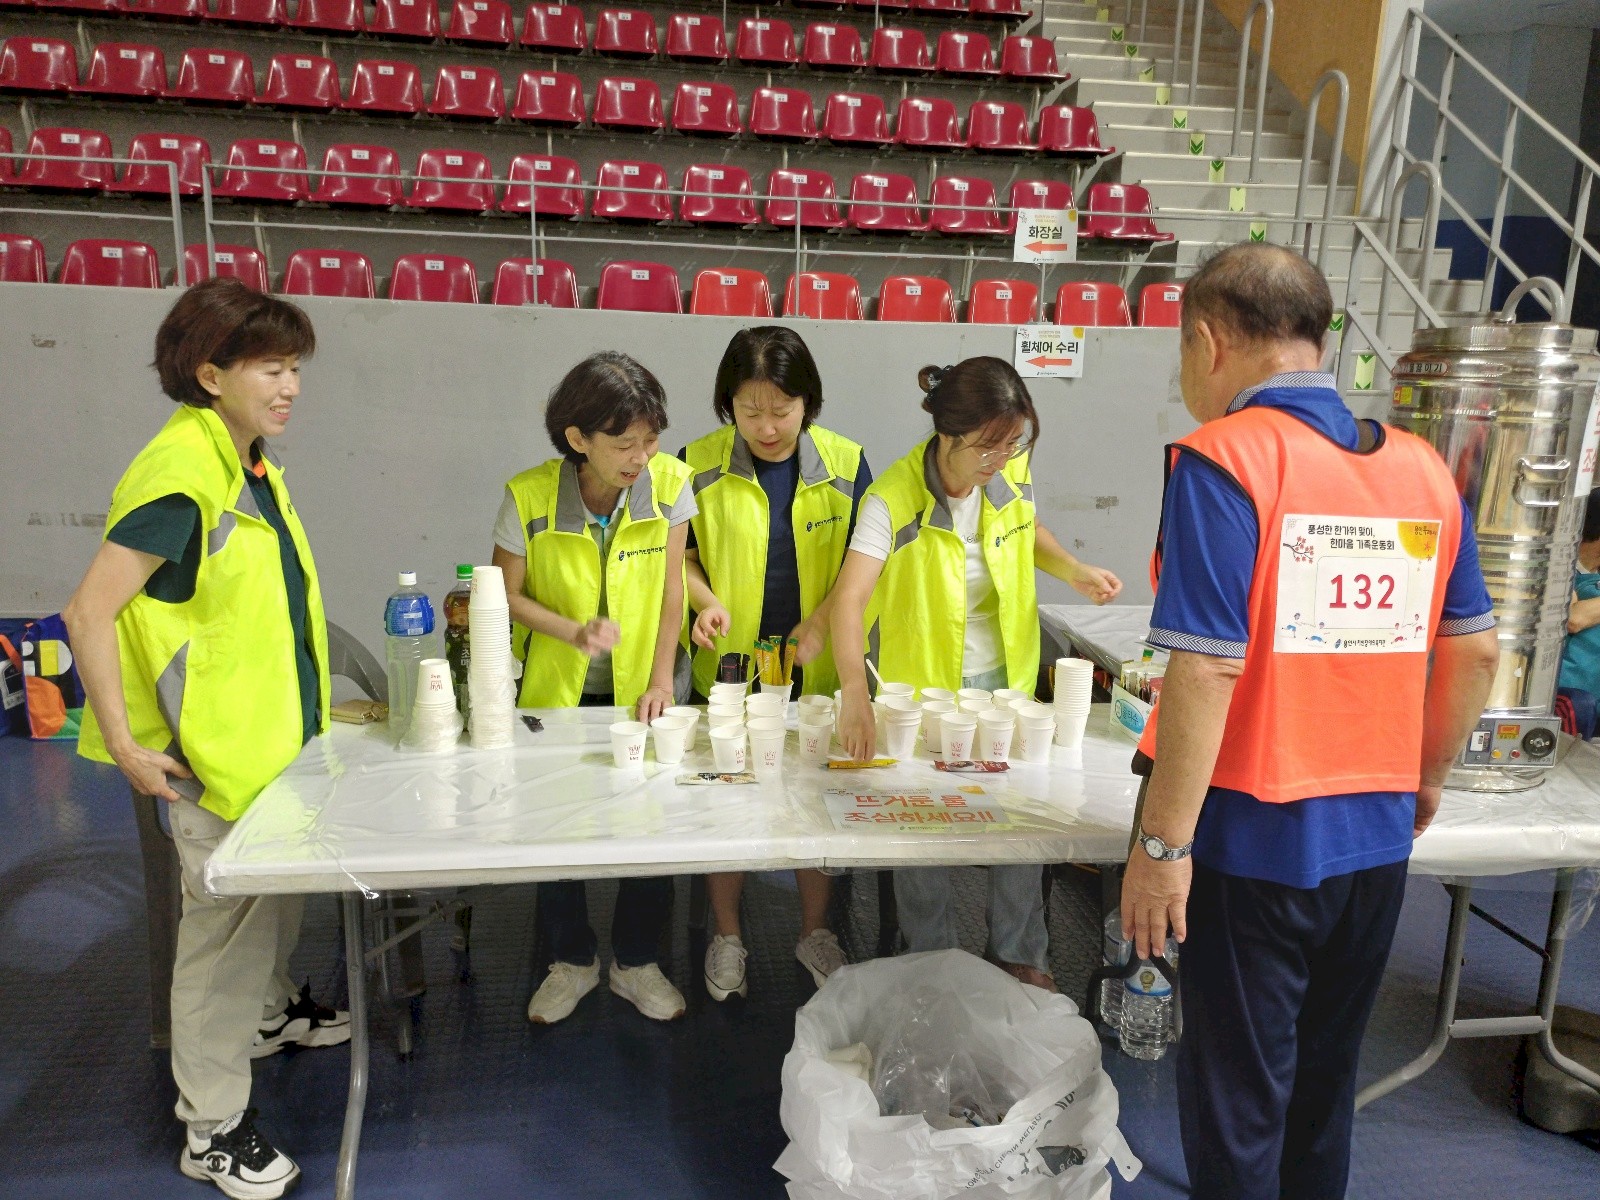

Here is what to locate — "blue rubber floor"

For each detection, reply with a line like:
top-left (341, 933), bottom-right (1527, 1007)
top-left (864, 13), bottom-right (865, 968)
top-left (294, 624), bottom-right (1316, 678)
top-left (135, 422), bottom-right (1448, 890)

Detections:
top-left (1, 734), bottom-right (1597, 1199)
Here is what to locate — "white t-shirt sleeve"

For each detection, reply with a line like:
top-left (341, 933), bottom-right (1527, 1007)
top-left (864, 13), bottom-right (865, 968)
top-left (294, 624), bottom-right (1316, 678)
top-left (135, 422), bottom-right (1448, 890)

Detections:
top-left (667, 481), bottom-right (698, 527)
top-left (493, 487), bottom-right (525, 555)
top-left (847, 494), bottom-right (893, 560)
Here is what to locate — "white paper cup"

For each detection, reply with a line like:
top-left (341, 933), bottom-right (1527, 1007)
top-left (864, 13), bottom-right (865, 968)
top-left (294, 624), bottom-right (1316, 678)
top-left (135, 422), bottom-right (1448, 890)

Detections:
top-left (710, 725), bottom-right (747, 772)
top-left (746, 716), bottom-right (786, 770)
top-left (883, 715), bottom-right (920, 760)
top-left (1055, 710), bottom-right (1091, 749)
top-left (918, 687), bottom-right (956, 704)
top-left (956, 687), bottom-right (992, 705)
top-left (650, 715), bottom-right (694, 764)
top-left (798, 718), bottom-right (832, 765)
top-left (1016, 719), bottom-right (1055, 763)
top-left (758, 678), bottom-right (796, 703)
top-left (413, 658), bottom-right (454, 708)
top-left (920, 700), bottom-right (955, 753)
top-left (707, 702), bottom-right (745, 721)
top-left (1017, 702), bottom-right (1056, 723)
top-left (707, 711), bottom-right (744, 730)
top-left (470, 565), bottom-right (508, 607)
top-left (941, 714), bottom-right (977, 761)
top-left (876, 681), bottom-right (915, 700)
top-left (993, 688), bottom-right (1031, 706)
top-left (610, 720), bottom-right (648, 769)
top-left (977, 712), bottom-right (1016, 762)
top-left (879, 695), bottom-right (920, 717)
top-left (958, 697), bottom-right (995, 716)
top-left (797, 695), bottom-right (835, 723)
top-left (744, 694), bottom-right (787, 720)
top-left (709, 682), bottom-right (748, 704)
top-left (664, 706), bottom-right (700, 746)
top-left (1055, 656), bottom-right (1093, 677)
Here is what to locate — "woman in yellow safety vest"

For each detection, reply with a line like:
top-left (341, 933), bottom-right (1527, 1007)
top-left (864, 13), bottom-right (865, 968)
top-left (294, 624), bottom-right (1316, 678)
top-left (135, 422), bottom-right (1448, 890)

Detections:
top-left (492, 351), bottom-right (694, 1026)
top-left (67, 278), bottom-right (346, 1200)
top-left (680, 326), bottom-right (873, 1001)
top-left (830, 357), bottom-right (1123, 990)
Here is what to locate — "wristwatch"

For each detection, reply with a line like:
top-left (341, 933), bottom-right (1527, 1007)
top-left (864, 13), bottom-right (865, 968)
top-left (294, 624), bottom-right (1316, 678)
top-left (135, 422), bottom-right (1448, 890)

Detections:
top-left (1137, 826), bottom-right (1193, 862)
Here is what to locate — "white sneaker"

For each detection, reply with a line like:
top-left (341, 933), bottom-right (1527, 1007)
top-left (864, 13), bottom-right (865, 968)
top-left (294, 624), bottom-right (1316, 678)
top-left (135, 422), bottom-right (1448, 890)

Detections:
top-left (795, 929), bottom-right (847, 988)
top-left (252, 983), bottom-right (351, 1059)
top-left (526, 959), bottom-right (600, 1024)
top-left (704, 934), bottom-right (749, 1001)
top-left (180, 1109), bottom-right (299, 1200)
top-left (609, 961), bottom-right (686, 1020)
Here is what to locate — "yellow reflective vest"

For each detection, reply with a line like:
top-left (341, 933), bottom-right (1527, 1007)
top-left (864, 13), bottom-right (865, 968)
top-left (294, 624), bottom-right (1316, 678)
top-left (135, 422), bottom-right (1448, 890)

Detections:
top-left (508, 453), bottom-right (692, 708)
top-left (683, 424), bottom-right (862, 698)
top-left (79, 405), bottom-right (330, 822)
top-left (863, 438), bottom-right (1039, 693)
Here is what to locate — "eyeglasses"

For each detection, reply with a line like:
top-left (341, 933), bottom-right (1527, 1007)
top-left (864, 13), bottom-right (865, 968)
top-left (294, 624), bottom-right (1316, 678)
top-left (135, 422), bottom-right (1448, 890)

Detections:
top-left (964, 439), bottom-right (1031, 464)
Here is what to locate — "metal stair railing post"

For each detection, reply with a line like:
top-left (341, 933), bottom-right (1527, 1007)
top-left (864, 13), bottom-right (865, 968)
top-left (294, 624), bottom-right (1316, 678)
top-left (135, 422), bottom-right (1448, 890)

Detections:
top-left (1378, 160), bottom-right (1443, 342)
top-left (1230, 0), bottom-right (1273, 183)
top-left (1293, 69), bottom-right (1349, 270)
top-left (1187, 0), bottom-right (1204, 107)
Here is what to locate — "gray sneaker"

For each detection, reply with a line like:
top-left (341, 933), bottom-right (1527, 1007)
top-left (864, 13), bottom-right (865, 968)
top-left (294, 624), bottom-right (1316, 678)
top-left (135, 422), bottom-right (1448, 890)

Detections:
top-left (795, 929), bottom-right (847, 988)
top-left (704, 934), bottom-right (749, 1001)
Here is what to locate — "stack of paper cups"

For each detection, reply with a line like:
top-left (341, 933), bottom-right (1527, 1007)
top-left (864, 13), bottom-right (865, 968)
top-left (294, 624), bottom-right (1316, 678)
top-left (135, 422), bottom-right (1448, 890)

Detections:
top-left (706, 703), bottom-right (745, 731)
top-left (708, 681), bottom-right (748, 708)
top-left (403, 658), bottom-right (462, 752)
top-left (467, 565), bottom-right (516, 750)
top-left (941, 712), bottom-right (978, 761)
top-left (877, 698), bottom-right (920, 760)
top-left (1053, 657), bottom-right (1094, 749)
top-left (746, 716), bottom-right (787, 771)
top-left (744, 693), bottom-right (787, 722)
top-left (797, 694), bottom-right (835, 725)
top-left (976, 708), bottom-right (1017, 763)
top-left (1015, 702), bottom-right (1058, 763)
top-left (920, 700), bottom-right (955, 755)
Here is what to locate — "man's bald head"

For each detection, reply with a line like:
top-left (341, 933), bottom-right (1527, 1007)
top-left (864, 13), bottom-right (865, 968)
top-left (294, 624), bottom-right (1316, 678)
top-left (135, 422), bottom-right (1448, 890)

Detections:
top-left (1181, 243), bottom-right (1332, 352)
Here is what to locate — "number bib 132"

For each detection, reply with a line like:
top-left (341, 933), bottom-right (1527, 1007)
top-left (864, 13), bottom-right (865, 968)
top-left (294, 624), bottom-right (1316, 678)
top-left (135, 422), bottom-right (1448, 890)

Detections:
top-left (1275, 515), bottom-right (1442, 654)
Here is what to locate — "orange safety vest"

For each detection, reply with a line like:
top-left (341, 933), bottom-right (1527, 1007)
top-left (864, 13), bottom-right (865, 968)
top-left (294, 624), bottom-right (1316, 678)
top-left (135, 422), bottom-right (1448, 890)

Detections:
top-left (1137, 406), bottom-right (1466, 803)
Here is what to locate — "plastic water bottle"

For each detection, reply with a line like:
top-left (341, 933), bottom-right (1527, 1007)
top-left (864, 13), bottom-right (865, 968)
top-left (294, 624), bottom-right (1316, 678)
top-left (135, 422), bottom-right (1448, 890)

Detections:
top-left (1120, 942), bottom-right (1177, 1061)
top-left (384, 571), bottom-right (436, 736)
top-left (1099, 912), bottom-right (1131, 1032)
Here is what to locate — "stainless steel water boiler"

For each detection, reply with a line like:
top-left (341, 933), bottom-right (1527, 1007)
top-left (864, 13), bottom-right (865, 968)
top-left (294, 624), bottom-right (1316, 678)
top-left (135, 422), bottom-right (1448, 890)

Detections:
top-left (1389, 278), bottom-right (1600, 791)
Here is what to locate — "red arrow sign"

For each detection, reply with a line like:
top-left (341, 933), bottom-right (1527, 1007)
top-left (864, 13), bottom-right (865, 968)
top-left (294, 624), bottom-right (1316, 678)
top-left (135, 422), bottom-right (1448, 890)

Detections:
top-left (1024, 240), bottom-right (1073, 254)
top-left (1027, 355), bottom-right (1076, 368)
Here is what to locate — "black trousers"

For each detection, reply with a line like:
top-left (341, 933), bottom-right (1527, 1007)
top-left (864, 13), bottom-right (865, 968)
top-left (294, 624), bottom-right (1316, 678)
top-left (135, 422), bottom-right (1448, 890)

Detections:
top-left (1176, 858), bottom-right (1407, 1200)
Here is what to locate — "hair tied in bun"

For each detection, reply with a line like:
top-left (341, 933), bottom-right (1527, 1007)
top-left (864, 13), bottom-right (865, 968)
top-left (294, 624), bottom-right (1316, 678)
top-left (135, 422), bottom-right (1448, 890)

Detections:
top-left (918, 363), bottom-right (954, 396)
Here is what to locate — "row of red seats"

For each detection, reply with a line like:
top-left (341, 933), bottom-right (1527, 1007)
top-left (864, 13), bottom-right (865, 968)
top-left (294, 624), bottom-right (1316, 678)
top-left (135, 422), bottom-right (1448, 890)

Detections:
top-left (0, 233), bottom-right (1182, 327)
top-left (1, 126), bottom-right (1170, 241)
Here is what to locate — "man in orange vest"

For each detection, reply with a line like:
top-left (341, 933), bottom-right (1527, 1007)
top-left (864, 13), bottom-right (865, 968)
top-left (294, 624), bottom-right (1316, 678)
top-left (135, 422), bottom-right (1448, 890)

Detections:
top-left (1120, 244), bottom-right (1500, 1199)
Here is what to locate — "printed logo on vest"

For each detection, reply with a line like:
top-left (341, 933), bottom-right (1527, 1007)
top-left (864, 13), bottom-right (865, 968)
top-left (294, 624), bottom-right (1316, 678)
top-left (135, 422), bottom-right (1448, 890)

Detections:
top-left (993, 519), bottom-right (1034, 548)
top-left (806, 515), bottom-right (844, 533)
top-left (615, 545), bottom-right (665, 563)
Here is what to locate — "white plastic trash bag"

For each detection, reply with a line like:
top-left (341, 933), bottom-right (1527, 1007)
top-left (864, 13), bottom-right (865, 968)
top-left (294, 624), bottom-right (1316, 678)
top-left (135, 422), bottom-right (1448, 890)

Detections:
top-left (775, 950), bottom-right (1142, 1200)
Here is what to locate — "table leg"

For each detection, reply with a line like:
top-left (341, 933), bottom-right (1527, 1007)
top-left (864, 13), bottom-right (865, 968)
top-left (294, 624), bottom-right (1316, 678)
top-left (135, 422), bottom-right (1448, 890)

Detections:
top-left (1532, 869), bottom-right (1600, 1092)
top-left (336, 891), bottom-right (370, 1200)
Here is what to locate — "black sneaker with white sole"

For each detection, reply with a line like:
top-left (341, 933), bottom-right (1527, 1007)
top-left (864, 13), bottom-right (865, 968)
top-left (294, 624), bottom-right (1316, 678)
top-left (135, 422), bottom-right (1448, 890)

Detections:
top-left (251, 981), bottom-right (351, 1059)
top-left (181, 1109), bottom-right (300, 1200)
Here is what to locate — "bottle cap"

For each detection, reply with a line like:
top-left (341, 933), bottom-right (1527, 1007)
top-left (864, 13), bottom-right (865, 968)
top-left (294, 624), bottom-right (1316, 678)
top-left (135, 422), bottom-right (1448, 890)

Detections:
top-left (456, 564), bottom-right (473, 579)
top-left (399, 571), bottom-right (417, 586)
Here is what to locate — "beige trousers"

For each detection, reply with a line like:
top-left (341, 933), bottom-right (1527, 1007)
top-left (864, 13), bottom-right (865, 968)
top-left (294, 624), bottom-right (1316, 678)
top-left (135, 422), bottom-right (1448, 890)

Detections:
top-left (169, 797), bottom-right (304, 1127)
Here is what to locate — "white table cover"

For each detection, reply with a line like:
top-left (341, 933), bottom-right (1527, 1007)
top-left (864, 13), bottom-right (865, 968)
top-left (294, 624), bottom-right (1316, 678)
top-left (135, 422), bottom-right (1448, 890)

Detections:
top-left (1038, 604), bottom-right (1158, 674)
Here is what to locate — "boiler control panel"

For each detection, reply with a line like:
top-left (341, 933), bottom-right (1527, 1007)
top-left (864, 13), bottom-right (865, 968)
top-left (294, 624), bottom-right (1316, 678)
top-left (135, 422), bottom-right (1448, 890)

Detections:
top-left (1458, 716), bottom-right (1561, 768)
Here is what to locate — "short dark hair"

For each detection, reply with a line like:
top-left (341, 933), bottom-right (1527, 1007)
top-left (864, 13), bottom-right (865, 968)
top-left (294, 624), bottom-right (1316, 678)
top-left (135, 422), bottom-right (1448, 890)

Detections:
top-left (1585, 491), bottom-right (1600, 543)
top-left (712, 326), bottom-right (824, 429)
top-left (153, 277), bottom-right (316, 407)
top-left (1182, 242), bottom-right (1332, 350)
top-left (545, 351), bottom-right (669, 463)
top-left (918, 357), bottom-right (1039, 451)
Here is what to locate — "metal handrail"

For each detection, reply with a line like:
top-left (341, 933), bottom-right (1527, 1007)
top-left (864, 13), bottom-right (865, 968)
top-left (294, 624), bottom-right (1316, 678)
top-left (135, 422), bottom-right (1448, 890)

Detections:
top-left (1230, 0), bottom-right (1273, 183)
top-left (1292, 69), bottom-right (1349, 271)
top-left (1376, 161), bottom-right (1443, 340)
top-left (0, 150), bottom-right (185, 270)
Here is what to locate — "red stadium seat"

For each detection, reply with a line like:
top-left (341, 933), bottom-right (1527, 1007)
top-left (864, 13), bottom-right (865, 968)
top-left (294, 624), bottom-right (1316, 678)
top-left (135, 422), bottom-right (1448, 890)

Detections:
top-left (878, 276), bottom-right (955, 322)
top-left (849, 0), bottom-right (909, 9)
top-left (1081, 182), bottom-right (1174, 243)
top-left (290, 0), bottom-right (365, 33)
top-left (848, 172), bottom-right (928, 233)
top-left (894, 97), bottom-right (963, 149)
top-left (511, 70), bottom-right (585, 124)
top-left (1139, 282), bottom-right (1184, 327)
top-left (311, 144), bottom-right (403, 207)
top-left (33, 0), bottom-right (118, 9)
top-left (749, 87), bottom-right (816, 141)
top-left (680, 163), bottom-right (757, 226)
top-left (1000, 35), bottom-right (1064, 82)
top-left (1, 38), bottom-right (78, 94)
top-left (1038, 105), bottom-right (1114, 157)
top-left (493, 258), bottom-right (579, 307)
top-left (79, 44), bottom-right (168, 100)
top-left (929, 176), bottom-right (1004, 235)
top-left (765, 168), bottom-right (844, 229)
top-left (59, 239), bottom-right (160, 288)
top-left (211, 0), bottom-right (286, 25)
top-left (500, 153), bottom-right (585, 216)
top-left (110, 132), bottom-right (210, 197)
top-left (1054, 280), bottom-right (1131, 327)
top-left (344, 60), bottom-right (422, 114)
top-left (597, 260), bottom-right (682, 313)
top-left (691, 268), bottom-right (773, 317)
top-left (969, 0), bottom-right (1029, 17)
top-left (593, 77), bottom-right (663, 130)
top-left (935, 31), bottom-right (996, 76)
top-left (594, 8), bottom-right (658, 57)
top-left (170, 49), bottom-right (255, 105)
top-left (448, 0), bottom-right (514, 44)
top-left (967, 279), bottom-right (1039, 324)
top-left (667, 14), bottom-right (727, 62)
top-left (260, 54), bottom-right (339, 109)
top-left (123, 0), bottom-right (209, 17)
top-left (592, 160), bottom-right (672, 222)
top-left (0, 233), bottom-right (47, 284)
top-left (183, 243), bottom-right (269, 290)
top-left (672, 81), bottom-right (742, 136)
top-left (803, 23), bottom-right (865, 69)
top-left (784, 272), bottom-right (861, 320)
top-left (16, 128), bottom-right (115, 190)
top-left (389, 254), bottom-right (480, 303)
top-left (870, 28), bottom-right (931, 72)
top-left (429, 65), bottom-right (505, 119)
top-left (822, 92), bottom-right (890, 146)
top-left (406, 149), bottom-right (496, 211)
top-left (282, 249), bottom-right (375, 298)
top-left (371, 0), bottom-right (440, 38)
top-left (1005, 178), bottom-right (1074, 233)
top-left (735, 18), bottom-right (797, 65)
top-left (520, 4), bottom-right (588, 53)
top-left (214, 139), bottom-right (310, 202)
top-left (967, 100), bottom-right (1035, 152)
top-left (913, 0), bottom-right (968, 13)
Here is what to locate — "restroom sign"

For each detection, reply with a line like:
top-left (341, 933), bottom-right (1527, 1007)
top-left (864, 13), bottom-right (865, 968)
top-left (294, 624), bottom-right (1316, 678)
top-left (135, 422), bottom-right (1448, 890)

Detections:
top-left (1014, 326), bottom-right (1086, 378)
top-left (1013, 208), bottom-right (1078, 265)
